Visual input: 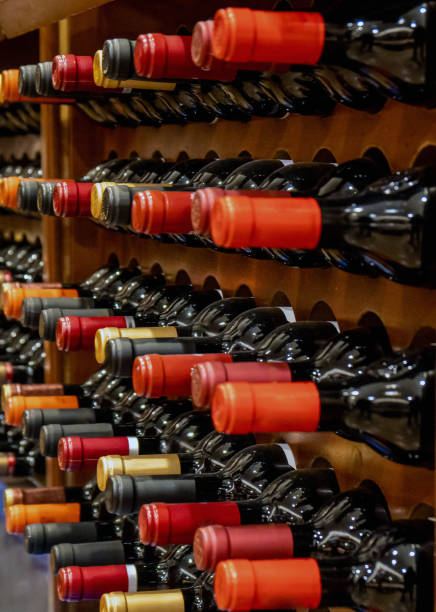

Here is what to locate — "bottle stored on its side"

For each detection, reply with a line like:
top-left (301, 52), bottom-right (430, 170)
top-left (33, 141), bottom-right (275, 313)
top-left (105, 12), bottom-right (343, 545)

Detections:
top-left (104, 442), bottom-right (297, 514)
top-left (134, 323), bottom-right (386, 403)
top-left (211, 5), bottom-right (436, 107)
top-left (193, 481), bottom-right (390, 569)
top-left (210, 166), bottom-right (436, 286)
top-left (105, 306), bottom-right (295, 377)
top-left (94, 296), bottom-right (255, 363)
top-left (213, 521), bottom-right (434, 611)
top-left (96, 431), bottom-right (257, 490)
top-left (24, 513), bottom-right (139, 554)
top-left (212, 366), bottom-right (435, 467)
top-left (57, 545), bottom-right (198, 601)
top-left (138, 467), bottom-right (338, 546)
top-left (5, 493), bottom-right (112, 534)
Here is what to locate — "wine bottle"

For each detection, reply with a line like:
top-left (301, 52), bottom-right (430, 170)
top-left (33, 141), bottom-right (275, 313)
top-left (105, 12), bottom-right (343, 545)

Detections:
top-left (211, 5), bottom-right (436, 107)
top-left (24, 513), bottom-right (140, 554)
top-left (99, 570), bottom-right (288, 612)
top-left (56, 409), bottom-right (214, 470)
top-left (94, 296), bottom-right (255, 363)
top-left (50, 538), bottom-right (167, 573)
top-left (0, 450), bottom-right (45, 478)
top-left (104, 442), bottom-right (296, 514)
top-left (96, 431), bottom-right (256, 490)
top-left (3, 481), bottom-right (98, 507)
top-left (105, 306), bottom-right (295, 377)
top-left (212, 367), bottom-right (435, 467)
top-left (213, 521), bottom-right (434, 611)
top-left (5, 496), bottom-right (112, 534)
top-left (2, 367), bottom-right (108, 409)
top-left (29, 270), bottom-right (164, 335)
top-left (130, 157), bottom-right (250, 236)
top-left (6, 264), bottom-right (138, 321)
top-left (211, 166), bottom-right (436, 285)
top-left (57, 545), bottom-right (198, 601)
top-left (132, 320), bottom-right (339, 400)
top-left (138, 467), bottom-right (338, 546)
top-left (191, 161), bottom-right (333, 238)
top-left (91, 157), bottom-right (210, 221)
top-left (193, 481), bottom-right (390, 569)
top-left (190, 320), bottom-right (340, 408)
top-left (3, 394), bottom-right (95, 427)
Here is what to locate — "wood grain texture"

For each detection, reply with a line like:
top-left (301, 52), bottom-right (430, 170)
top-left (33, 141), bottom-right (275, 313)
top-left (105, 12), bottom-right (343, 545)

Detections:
top-left (32, 3), bottom-right (436, 609)
top-left (0, 0), bottom-right (115, 40)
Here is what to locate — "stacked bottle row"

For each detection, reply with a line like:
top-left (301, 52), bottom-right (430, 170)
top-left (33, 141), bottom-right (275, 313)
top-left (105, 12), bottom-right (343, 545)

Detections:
top-left (1, 263), bottom-right (434, 469)
top-left (5, 2), bottom-right (436, 130)
top-left (4, 153), bottom-right (436, 286)
top-left (1, 365), bottom-right (433, 610)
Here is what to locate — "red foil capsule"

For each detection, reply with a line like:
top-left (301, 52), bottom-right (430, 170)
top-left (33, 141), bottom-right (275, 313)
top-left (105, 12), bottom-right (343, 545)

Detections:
top-left (139, 501), bottom-right (241, 545)
top-left (56, 316), bottom-right (133, 351)
top-left (57, 436), bottom-right (137, 471)
top-left (58, 565), bottom-right (132, 601)
top-left (52, 55), bottom-right (122, 94)
top-left (53, 182), bottom-right (95, 217)
top-left (131, 190), bottom-right (194, 234)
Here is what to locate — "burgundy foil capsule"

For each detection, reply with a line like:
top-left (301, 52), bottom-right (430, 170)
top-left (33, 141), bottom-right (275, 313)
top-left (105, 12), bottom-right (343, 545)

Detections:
top-left (139, 501), bottom-right (241, 546)
top-left (191, 361), bottom-right (292, 408)
top-left (52, 54), bottom-right (121, 93)
top-left (53, 182), bottom-right (94, 217)
top-left (57, 436), bottom-right (136, 471)
top-left (56, 316), bottom-right (133, 351)
top-left (193, 524), bottom-right (294, 571)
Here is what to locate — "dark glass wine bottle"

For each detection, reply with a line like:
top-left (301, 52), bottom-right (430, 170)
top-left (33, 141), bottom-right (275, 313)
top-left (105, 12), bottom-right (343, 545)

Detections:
top-left (193, 480), bottom-right (390, 569)
top-left (213, 520), bottom-right (434, 611)
top-left (106, 305), bottom-right (295, 377)
top-left (138, 467), bottom-right (339, 547)
top-left (105, 442), bottom-right (297, 514)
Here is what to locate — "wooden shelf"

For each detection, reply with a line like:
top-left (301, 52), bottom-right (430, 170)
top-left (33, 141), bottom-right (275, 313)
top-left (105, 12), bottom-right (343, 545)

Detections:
top-left (0, 210), bottom-right (42, 242)
top-left (27, 2), bottom-right (436, 610)
top-left (0, 0), bottom-right (115, 40)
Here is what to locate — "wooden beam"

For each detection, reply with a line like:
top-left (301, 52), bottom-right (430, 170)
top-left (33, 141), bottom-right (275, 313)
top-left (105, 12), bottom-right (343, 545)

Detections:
top-left (0, 0), bottom-right (115, 40)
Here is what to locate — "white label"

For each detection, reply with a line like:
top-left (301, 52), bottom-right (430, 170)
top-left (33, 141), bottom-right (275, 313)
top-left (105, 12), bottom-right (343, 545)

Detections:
top-left (126, 565), bottom-right (138, 592)
top-left (328, 320), bottom-right (341, 332)
top-left (127, 438), bottom-right (139, 456)
top-left (276, 443), bottom-right (296, 469)
top-left (279, 306), bottom-right (296, 323)
top-left (278, 159), bottom-right (294, 165)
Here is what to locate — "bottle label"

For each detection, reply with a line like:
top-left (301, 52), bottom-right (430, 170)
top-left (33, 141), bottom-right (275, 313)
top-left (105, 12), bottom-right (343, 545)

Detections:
top-left (126, 564), bottom-right (138, 592)
top-left (127, 438), bottom-right (140, 456)
top-left (278, 306), bottom-right (296, 323)
top-left (276, 443), bottom-right (296, 468)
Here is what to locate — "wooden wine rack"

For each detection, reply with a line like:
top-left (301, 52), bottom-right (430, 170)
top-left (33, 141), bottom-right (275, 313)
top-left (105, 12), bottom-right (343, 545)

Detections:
top-left (0, 0), bottom-right (435, 610)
